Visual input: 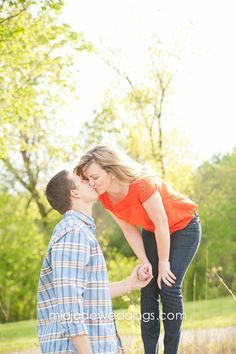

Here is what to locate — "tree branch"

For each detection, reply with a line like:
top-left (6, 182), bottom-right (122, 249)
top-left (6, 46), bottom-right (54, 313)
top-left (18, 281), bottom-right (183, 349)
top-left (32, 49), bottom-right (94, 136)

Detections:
top-left (0, 9), bottom-right (25, 25)
top-left (1, 158), bottom-right (30, 190)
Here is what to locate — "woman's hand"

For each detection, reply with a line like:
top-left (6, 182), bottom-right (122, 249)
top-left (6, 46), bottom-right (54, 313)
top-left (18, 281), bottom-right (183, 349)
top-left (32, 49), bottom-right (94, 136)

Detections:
top-left (157, 260), bottom-right (176, 289)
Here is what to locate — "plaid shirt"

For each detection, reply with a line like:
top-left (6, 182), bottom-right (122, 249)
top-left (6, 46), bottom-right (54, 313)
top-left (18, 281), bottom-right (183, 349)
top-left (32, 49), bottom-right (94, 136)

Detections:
top-left (37, 210), bottom-right (123, 354)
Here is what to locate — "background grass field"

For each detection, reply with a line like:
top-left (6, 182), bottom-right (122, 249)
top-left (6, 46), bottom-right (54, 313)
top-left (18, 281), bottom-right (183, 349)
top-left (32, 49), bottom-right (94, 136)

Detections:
top-left (0, 296), bottom-right (235, 353)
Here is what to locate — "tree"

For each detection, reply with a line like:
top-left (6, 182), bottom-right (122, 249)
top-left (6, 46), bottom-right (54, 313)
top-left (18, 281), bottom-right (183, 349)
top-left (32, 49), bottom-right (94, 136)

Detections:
top-left (0, 0), bottom-right (63, 21)
top-left (0, 7), bottom-right (91, 229)
top-left (0, 193), bottom-right (46, 322)
top-left (101, 34), bottom-right (187, 175)
top-left (78, 33), bottom-right (190, 178)
top-left (184, 148), bottom-right (236, 300)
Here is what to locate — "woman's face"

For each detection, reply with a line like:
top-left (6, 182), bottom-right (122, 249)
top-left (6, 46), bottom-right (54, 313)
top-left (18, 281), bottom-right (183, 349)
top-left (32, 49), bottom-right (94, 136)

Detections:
top-left (83, 162), bottom-right (113, 195)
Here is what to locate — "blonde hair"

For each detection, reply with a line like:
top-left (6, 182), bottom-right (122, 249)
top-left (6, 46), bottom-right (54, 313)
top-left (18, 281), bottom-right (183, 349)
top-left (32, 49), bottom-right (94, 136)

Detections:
top-left (74, 145), bottom-right (153, 183)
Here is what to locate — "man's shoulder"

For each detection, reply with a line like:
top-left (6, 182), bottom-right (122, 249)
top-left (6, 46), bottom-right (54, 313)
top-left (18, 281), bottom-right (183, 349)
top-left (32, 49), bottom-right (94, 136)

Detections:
top-left (49, 214), bottom-right (94, 249)
top-left (54, 213), bottom-right (83, 231)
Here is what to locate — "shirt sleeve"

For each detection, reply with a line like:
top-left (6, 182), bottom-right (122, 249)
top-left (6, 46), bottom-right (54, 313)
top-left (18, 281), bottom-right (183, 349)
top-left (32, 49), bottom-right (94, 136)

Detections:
top-left (137, 177), bottom-right (158, 203)
top-left (51, 229), bottom-right (90, 338)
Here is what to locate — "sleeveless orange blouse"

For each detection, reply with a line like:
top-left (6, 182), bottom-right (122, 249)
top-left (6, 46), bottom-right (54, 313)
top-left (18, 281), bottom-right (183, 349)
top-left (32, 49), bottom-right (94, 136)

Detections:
top-left (99, 177), bottom-right (198, 235)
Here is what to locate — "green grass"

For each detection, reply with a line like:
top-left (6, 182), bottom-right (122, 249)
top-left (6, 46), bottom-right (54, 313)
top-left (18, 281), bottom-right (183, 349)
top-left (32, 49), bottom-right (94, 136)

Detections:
top-left (182, 296), bottom-right (236, 329)
top-left (0, 319), bottom-right (39, 352)
top-left (0, 297), bottom-right (235, 353)
top-left (115, 296), bottom-right (236, 336)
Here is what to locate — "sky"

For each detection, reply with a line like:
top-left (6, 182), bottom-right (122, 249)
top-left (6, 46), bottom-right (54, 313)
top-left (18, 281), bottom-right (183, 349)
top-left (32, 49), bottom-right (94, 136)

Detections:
top-left (60, 0), bottom-right (236, 165)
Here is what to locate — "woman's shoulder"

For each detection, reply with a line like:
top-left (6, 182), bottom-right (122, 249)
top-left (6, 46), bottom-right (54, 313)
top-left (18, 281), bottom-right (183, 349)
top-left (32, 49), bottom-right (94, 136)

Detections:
top-left (132, 175), bottom-right (160, 188)
top-left (132, 176), bottom-right (160, 202)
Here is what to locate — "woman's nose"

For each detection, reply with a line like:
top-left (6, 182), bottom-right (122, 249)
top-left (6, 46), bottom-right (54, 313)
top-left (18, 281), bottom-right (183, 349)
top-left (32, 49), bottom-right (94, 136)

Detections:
top-left (89, 180), bottom-right (95, 186)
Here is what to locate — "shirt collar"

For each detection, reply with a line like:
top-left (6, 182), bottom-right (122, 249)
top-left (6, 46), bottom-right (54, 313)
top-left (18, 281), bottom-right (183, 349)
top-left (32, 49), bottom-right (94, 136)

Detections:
top-left (64, 210), bottom-right (95, 227)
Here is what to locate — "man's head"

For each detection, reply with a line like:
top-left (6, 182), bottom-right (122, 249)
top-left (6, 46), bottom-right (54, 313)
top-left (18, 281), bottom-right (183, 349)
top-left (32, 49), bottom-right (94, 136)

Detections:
top-left (45, 170), bottom-right (98, 214)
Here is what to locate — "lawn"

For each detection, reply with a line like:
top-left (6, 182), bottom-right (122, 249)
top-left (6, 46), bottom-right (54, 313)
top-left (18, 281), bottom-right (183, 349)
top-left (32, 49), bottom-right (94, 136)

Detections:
top-left (0, 319), bottom-right (38, 352)
top-left (0, 296), bottom-right (235, 353)
top-left (115, 295), bottom-right (236, 336)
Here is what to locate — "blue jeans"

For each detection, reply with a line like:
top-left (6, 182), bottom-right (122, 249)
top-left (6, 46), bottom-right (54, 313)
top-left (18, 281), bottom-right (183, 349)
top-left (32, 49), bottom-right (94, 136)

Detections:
top-left (140, 214), bottom-right (201, 354)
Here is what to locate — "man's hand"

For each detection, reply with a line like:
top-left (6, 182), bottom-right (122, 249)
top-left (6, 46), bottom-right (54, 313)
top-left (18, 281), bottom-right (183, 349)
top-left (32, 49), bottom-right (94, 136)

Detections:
top-left (139, 260), bottom-right (153, 279)
top-left (137, 260), bottom-right (153, 281)
top-left (137, 263), bottom-right (152, 281)
top-left (128, 264), bottom-right (153, 291)
top-left (71, 334), bottom-right (93, 354)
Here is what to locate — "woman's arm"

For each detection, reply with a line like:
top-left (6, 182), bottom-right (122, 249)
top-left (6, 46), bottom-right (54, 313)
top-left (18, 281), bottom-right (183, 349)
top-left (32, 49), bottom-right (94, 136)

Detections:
top-left (107, 210), bottom-right (152, 276)
top-left (142, 190), bottom-right (176, 289)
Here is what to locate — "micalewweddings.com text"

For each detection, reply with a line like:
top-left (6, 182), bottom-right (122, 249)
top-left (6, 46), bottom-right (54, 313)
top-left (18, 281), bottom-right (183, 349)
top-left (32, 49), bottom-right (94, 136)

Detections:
top-left (49, 311), bottom-right (186, 322)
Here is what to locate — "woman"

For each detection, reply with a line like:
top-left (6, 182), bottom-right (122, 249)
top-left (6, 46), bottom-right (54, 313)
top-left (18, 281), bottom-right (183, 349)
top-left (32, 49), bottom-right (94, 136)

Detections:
top-left (74, 145), bottom-right (201, 354)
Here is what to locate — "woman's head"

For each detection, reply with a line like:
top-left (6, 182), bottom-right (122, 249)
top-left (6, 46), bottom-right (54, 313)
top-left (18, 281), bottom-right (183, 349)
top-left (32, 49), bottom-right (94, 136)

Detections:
top-left (74, 145), bottom-right (151, 195)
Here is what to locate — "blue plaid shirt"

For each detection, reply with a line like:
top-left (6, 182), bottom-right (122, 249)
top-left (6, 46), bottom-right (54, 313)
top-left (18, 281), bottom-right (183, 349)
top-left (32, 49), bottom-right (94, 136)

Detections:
top-left (37, 210), bottom-right (123, 354)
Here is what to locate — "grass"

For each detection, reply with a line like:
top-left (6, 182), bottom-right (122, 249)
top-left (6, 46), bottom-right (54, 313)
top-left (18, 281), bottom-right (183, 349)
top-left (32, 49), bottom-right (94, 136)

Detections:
top-left (0, 296), bottom-right (235, 353)
top-left (0, 320), bottom-right (39, 352)
top-left (182, 296), bottom-right (236, 329)
top-left (115, 295), bottom-right (236, 336)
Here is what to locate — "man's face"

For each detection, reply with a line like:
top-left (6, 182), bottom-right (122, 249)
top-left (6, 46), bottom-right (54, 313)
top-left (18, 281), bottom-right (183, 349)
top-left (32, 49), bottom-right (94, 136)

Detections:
top-left (69, 173), bottom-right (98, 202)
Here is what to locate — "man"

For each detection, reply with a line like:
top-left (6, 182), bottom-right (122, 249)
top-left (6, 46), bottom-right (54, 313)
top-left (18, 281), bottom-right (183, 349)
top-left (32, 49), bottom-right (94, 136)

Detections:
top-left (37, 170), bottom-right (152, 354)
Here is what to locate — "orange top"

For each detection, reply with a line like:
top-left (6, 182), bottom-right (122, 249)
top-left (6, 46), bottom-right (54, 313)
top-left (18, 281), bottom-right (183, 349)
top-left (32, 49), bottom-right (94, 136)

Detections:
top-left (99, 177), bottom-right (198, 235)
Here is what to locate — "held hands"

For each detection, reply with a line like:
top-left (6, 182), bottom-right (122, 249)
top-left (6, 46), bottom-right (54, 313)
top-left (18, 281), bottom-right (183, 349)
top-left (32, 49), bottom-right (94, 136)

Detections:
top-left (137, 260), bottom-right (176, 289)
top-left (137, 261), bottom-right (153, 280)
top-left (128, 264), bottom-right (153, 291)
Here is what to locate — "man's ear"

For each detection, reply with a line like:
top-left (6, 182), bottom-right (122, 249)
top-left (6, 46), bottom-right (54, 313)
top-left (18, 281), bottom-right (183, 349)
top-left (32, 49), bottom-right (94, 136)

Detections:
top-left (70, 189), bottom-right (80, 198)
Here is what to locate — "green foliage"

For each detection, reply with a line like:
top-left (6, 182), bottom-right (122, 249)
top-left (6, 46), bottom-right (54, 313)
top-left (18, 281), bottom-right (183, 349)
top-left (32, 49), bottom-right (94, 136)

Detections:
top-left (163, 128), bottom-right (196, 196)
top-left (0, 193), bottom-right (47, 322)
top-left (184, 148), bottom-right (236, 300)
top-left (0, 5), bottom-right (92, 223)
top-left (106, 253), bottom-right (139, 310)
top-left (0, 9), bottom-right (81, 159)
top-left (0, 0), bottom-right (63, 18)
top-left (0, 191), bottom-right (62, 323)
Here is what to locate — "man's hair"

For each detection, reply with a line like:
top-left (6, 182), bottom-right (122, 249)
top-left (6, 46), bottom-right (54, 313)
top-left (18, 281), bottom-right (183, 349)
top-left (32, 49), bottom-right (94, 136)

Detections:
top-left (45, 170), bottom-right (76, 215)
